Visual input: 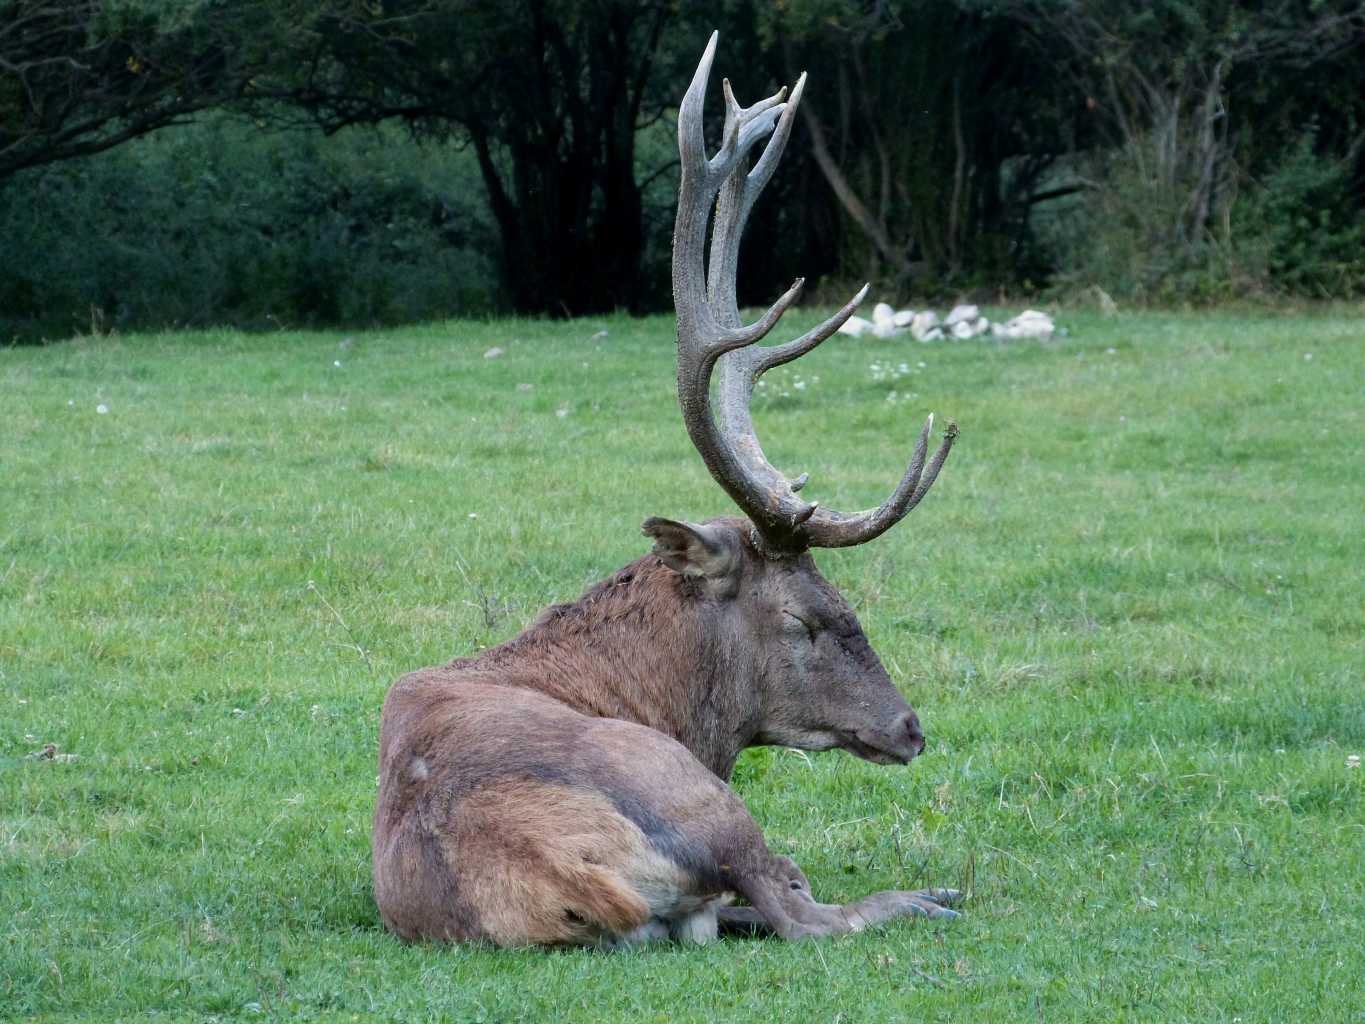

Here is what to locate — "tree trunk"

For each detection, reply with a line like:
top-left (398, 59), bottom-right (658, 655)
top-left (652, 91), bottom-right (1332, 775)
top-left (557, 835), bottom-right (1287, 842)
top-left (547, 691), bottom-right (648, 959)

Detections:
top-left (799, 101), bottom-right (914, 280)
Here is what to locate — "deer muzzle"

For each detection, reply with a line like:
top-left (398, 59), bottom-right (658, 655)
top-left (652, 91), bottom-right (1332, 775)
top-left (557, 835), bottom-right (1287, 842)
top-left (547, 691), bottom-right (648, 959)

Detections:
top-left (846, 710), bottom-right (926, 765)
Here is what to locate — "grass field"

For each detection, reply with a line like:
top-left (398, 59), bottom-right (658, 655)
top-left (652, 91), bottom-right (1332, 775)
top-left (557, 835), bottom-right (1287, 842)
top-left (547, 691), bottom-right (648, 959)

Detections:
top-left (2, 308), bottom-right (1363, 1022)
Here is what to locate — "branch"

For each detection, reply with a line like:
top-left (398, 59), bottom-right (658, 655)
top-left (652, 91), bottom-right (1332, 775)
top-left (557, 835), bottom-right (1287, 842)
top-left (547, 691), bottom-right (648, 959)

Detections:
top-left (1026, 182), bottom-right (1094, 204)
top-left (800, 99), bottom-right (912, 277)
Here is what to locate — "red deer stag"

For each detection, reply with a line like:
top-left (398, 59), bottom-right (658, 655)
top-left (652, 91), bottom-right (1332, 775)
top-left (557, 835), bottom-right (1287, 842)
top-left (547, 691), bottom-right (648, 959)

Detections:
top-left (373, 32), bottom-right (960, 947)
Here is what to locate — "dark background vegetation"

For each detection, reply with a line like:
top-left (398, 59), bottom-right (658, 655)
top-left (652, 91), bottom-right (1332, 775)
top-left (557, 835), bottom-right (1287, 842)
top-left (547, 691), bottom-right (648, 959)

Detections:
top-left (2, 0), bottom-right (1363, 342)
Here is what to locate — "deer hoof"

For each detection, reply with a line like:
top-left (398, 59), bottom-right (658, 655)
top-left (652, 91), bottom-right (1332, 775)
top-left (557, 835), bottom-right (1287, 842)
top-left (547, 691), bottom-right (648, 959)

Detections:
top-left (904, 892), bottom-right (960, 919)
top-left (913, 887), bottom-right (964, 906)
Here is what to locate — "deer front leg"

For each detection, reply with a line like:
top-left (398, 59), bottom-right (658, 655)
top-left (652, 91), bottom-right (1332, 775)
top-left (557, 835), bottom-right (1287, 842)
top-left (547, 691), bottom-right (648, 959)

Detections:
top-left (737, 856), bottom-right (960, 940)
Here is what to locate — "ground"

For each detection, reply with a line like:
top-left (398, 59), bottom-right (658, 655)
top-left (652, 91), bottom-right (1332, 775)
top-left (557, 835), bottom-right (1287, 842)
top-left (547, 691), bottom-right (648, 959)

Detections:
top-left (1, 308), bottom-right (1362, 1021)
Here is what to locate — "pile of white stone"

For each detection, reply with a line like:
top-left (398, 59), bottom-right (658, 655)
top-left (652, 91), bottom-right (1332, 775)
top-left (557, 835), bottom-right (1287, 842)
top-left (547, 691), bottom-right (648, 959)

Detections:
top-left (838, 302), bottom-right (1056, 342)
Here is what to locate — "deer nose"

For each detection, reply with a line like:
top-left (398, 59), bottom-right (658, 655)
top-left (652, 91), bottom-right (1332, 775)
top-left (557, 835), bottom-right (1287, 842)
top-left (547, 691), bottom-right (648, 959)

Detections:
top-left (894, 711), bottom-right (926, 758)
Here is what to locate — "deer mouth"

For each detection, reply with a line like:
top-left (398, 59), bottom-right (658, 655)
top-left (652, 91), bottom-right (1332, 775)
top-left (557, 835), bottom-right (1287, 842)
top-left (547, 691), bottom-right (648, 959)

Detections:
top-left (842, 732), bottom-right (916, 766)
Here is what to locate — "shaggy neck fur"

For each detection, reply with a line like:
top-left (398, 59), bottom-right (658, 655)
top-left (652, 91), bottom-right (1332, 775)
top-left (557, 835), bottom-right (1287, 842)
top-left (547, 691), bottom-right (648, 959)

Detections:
top-left (447, 556), bottom-right (761, 780)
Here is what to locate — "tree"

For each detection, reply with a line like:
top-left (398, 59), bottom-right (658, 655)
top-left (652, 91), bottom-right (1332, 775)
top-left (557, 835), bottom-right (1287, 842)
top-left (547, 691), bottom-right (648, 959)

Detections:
top-left (259, 0), bottom-right (689, 316)
top-left (1005, 0), bottom-right (1365, 276)
top-left (0, 1), bottom-right (287, 180)
top-left (762, 0), bottom-right (1081, 291)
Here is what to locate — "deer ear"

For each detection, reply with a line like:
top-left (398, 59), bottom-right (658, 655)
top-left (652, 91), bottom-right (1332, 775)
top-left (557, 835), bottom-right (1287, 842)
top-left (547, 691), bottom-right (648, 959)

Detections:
top-left (641, 518), bottom-right (738, 579)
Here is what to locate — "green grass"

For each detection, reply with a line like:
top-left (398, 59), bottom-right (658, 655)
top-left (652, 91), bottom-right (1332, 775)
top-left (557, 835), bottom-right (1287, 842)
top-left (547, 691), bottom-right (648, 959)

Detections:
top-left (2, 308), bottom-right (1363, 1022)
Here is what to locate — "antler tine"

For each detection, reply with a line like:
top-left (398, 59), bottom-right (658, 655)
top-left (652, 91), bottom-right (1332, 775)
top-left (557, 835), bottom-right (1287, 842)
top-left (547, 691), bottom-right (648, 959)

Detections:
top-left (747, 73), bottom-right (806, 201)
top-left (753, 282), bottom-right (870, 374)
top-left (674, 32), bottom-right (788, 346)
top-left (674, 32), bottom-right (719, 328)
top-left (677, 31), bottom-right (717, 173)
top-left (674, 34), bottom-right (827, 548)
top-left (672, 34), bottom-right (953, 553)
top-left (800, 419), bottom-right (959, 548)
top-left (708, 75), bottom-right (802, 327)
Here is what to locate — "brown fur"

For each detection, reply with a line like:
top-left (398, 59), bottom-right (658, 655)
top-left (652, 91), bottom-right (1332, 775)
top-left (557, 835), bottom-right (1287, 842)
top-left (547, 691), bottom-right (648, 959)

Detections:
top-left (373, 518), bottom-right (958, 947)
top-left (374, 678), bottom-right (764, 945)
top-left (445, 555), bottom-right (730, 771)
top-left (449, 779), bottom-right (654, 944)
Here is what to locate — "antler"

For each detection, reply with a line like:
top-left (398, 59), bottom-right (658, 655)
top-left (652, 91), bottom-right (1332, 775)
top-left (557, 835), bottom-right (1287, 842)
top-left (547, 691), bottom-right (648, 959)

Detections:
top-left (672, 32), bottom-right (957, 552)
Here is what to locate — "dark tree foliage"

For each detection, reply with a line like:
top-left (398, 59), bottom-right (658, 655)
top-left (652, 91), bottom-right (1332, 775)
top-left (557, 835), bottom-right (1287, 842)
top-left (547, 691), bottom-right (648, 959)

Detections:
top-left (0, 0), bottom-right (288, 180)
top-left (258, 0), bottom-right (689, 317)
top-left (3, 0), bottom-right (1365, 336)
top-left (761, 0), bottom-right (1085, 291)
top-left (1001, 0), bottom-right (1365, 294)
top-left (0, 117), bottom-right (503, 341)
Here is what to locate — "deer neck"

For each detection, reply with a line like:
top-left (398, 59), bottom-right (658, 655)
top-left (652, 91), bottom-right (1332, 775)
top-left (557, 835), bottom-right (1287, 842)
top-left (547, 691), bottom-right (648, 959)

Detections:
top-left (477, 559), bottom-right (761, 780)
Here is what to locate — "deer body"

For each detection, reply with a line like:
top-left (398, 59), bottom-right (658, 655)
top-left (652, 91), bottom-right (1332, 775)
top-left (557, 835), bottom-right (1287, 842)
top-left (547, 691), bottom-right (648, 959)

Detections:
top-left (374, 677), bottom-right (755, 946)
top-left (373, 34), bottom-right (961, 947)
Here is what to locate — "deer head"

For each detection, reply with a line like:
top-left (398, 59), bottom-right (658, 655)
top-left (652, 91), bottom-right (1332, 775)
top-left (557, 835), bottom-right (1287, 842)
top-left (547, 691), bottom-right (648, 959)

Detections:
top-left (652, 33), bottom-right (958, 765)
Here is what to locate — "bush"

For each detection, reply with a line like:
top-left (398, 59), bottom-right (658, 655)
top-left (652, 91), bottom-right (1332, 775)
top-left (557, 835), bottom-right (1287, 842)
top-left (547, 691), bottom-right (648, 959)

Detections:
top-left (0, 117), bottom-right (503, 342)
top-left (1236, 132), bottom-right (1365, 300)
top-left (1037, 140), bottom-right (1241, 304)
top-left (1039, 130), bottom-right (1365, 304)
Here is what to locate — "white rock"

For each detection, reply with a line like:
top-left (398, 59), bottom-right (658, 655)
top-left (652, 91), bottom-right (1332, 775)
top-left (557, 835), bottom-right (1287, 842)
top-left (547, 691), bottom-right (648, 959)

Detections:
top-left (872, 302), bottom-right (896, 325)
top-left (871, 319), bottom-right (900, 339)
top-left (910, 311), bottom-right (940, 341)
top-left (837, 315), bottom-right (872, 337)
top-left (1005, 310), bottom-right (1055, 339)
top-left (891, 309), bottom-right (915, 328)
top-left (990, 310), bottom-right (1055, 340)
top-left (944, 304), bottom-right (980, 327)
top-left (950, 316), bottom-right (990, 339)
top-left (919, 326), bottom-right (945, 342)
